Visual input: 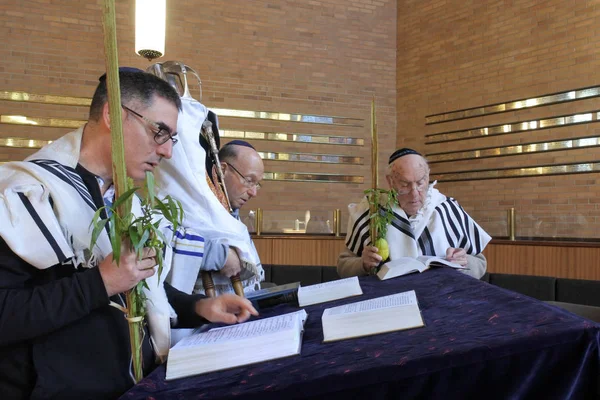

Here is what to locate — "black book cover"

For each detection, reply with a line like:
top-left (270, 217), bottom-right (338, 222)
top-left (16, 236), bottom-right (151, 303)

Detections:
top-left (246, 282), bottom-right (300, 309)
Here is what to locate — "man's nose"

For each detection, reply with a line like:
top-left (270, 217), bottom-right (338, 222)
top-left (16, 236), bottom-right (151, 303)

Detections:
top-left (408, 185), bottom-right (420, 198)
top-left (157, 140), bottom-right (173, 159)
top-left (247, 185), bottom-right (258, 197)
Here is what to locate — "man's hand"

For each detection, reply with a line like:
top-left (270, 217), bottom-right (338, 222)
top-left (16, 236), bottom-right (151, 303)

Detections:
top-left (195, 294), bottom-right (259, 324)
top-left (445, 247), bottom-right (468, 266)
top-left (98, 247), bottom-right (156, 297)
top-left (220, 247), bottom-right (242, 278)
top-left (361, 245), bottom-right (383, 273)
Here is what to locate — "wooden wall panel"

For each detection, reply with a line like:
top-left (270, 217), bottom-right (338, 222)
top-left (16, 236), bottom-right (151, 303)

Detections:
top-left (254, 237), bottom-right (600, 281)
top-left (253, 238), bottom-right (273, 265)
top-left (254, 236), bottom-right (346, 267)
top-left (483, 243), bottom-right (600, 280)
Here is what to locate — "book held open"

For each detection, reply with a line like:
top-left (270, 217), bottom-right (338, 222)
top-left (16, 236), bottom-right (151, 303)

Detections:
top-left (166, 310), bottom-right (307, 380)
top-left (377, 256), bottom-right (467, 281)
top-left (297, 276), bottom-right (363, 307)
top-left (322, 290), bottom-right (424, 342)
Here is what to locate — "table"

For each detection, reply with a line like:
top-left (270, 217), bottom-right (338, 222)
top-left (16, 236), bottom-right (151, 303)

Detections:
top-left (122, 268), bottom-right (600, 399)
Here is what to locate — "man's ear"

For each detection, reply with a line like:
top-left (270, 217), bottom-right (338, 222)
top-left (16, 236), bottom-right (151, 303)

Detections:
top-left (101, 102), bottom-right (126, 130)
top-left (101, 102), bottom-right (111, 129)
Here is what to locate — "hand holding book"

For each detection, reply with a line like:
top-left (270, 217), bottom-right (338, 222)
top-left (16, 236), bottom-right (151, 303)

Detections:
top-left (445, 247), bottom-right (468, 267)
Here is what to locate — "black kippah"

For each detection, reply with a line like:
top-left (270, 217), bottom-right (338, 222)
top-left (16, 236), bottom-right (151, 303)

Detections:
top-left (388, 148), bottom-right (421, 164)
top-left (225, 139), bottom-right (255, 150)
top-left (98, 67), bottom-right (145, 82)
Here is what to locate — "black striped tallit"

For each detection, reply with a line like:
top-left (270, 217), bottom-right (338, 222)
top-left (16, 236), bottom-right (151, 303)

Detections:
top-left (29, 159), bottom-right (96, 211)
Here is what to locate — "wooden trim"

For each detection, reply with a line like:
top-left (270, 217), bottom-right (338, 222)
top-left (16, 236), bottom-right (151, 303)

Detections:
top-left (254, 237), bottom-right (600, 281)
top-left (491, 238), bottom-right (600, 248)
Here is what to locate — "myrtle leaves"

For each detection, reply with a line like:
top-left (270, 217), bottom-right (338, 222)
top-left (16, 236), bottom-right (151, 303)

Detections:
top-left (364, 188), bottom-right (398, 241)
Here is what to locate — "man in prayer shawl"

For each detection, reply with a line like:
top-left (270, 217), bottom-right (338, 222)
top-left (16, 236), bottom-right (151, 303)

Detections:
top-left (151, 75), bottom-right (264, 298)
top-left (338, 148), bottom-right (490, 279)
top-left (0, 68), bottom-right (257, 399)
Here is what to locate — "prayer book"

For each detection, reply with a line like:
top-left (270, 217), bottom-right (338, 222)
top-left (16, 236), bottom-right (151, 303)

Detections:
top-left (246, 282), bottom-right (300, 310)
top-left (322, 290), bottom-right (424, 342)
top-left (166, 310), bottom-right (308, 380)
top-left (377, 256), bottom-right (467, 281)
top-left (297, 276), bottom-right (363, 307)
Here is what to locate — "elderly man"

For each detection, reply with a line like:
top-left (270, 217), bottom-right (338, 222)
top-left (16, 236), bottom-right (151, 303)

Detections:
top-left (218, 140), bottom-right (264, 217)
top-left (0, 69), bottom-right (257, 399)
top-left (338, 148), bottom-right (490, 279)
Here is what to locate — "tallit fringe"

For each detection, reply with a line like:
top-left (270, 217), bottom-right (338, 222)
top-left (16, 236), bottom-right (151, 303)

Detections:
top-left (62, 227), bottom-right (104, 269)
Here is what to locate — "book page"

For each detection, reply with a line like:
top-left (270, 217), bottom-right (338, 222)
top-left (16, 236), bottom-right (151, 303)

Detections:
top-left (297, 276), bottom-right (363, 307)
top-left (377, 257), bottom-right (428, 280)
top-left (323, 290), bottom-right (417, 317)
top-left (417, 255), bottom-right (467, 269)
top-left (174, 310), bottom-right (307, 349)
top-left (298, 276), bottom-right (362, 294)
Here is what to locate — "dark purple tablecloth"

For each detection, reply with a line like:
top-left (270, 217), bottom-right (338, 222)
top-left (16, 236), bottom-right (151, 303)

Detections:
top-left (121, 269), bottom-right (600, 399)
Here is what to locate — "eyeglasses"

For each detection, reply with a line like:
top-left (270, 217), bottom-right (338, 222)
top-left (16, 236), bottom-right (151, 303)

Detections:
top-left (122, 104), bottom-right (178, 146)
top-left (395, 178), bottom-right (428, 195)
top-left (225, 162), bottom-right (262, 190)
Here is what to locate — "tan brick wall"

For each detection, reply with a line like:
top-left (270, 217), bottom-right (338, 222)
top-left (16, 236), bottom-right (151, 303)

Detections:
top-left (0, 0), bottom-right (397, 233)
top-left (397, 0), bottom-right (600, 239)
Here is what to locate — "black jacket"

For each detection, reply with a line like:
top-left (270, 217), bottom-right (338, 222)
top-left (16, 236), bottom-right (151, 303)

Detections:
top-left (0, 165), bottom-right (206, 399)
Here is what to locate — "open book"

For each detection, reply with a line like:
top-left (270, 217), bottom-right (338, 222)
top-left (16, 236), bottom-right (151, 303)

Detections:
top-left (166, 310), bottom-right (307, 380)
top-left (297, 276), bottom-right (363, 307)
top-left (377, 256), bottom-right (467, 281)
top-left (322, 290), bottom-right (424, 342)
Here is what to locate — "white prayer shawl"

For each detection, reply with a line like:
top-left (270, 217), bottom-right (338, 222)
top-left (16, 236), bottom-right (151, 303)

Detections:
top-left (154, 96), bottom-right (263, 296)
top-left (0, 128), bottom-right (175, 362)
top-left (345, 183), bottom-right (491, 260)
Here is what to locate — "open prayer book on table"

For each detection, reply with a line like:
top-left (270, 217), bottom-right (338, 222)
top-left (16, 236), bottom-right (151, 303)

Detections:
top-left (322, 290), bottom-right (424, 342)
top-left (297, 276), bottom-right (363, 307)
top-left (377, 256), bottom-right (468, 281)
top-left (166, 310), bottom-right (307, 380)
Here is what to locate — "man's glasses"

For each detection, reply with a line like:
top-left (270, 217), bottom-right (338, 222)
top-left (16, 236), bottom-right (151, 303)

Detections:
top-left (122, 104), bottom-right (178, 146)
top-left (225, 162), bottom-right (262, 190)
top-left (395, 178), bottom-right (428, 195)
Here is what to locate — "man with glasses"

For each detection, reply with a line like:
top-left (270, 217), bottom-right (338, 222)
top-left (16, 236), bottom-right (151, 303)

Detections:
top-left (189, 141), bottom-right (264, 290)
top-left (338, 148), bottom-right (490, 279)
top-left (0, 68), bottom-right (257, 399)
top-left (218, 140), bottom-right (264, 217)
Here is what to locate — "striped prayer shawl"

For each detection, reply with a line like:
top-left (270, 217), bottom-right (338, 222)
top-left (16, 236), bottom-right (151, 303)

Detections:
top-left (0, 128), bottom-right (178, 361)
top-left (345, 186), bottom-right (491, 261)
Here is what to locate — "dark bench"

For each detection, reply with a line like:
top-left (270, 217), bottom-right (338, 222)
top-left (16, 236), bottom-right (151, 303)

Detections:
top-left (262, 265), bottom-right (600, 322)
top-left (481, 273), bottom-right (600, 307)
top-left (263, 264), bottom-right (340, 286)
top-left (481, 272), bottom-right (600, 322)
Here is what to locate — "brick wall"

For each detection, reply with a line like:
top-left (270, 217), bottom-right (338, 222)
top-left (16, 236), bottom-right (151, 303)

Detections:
top-left (0, 0), bottom-right (397, 233)
top-left (397, 0), bottom-right (600, 239)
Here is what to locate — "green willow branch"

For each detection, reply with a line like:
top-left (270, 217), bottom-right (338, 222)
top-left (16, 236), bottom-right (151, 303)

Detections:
top-left (89, 172), bottom-right (183, 383)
